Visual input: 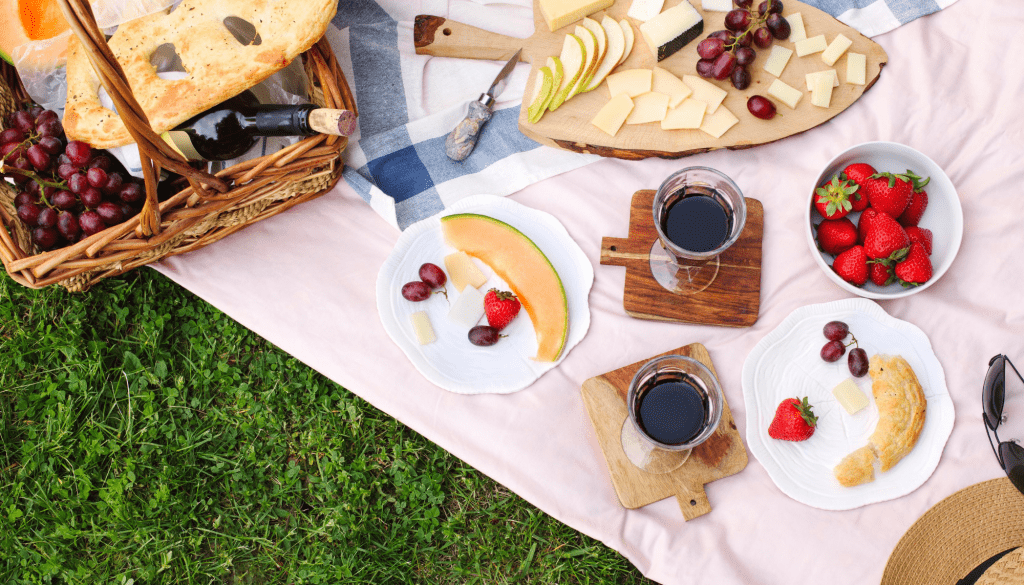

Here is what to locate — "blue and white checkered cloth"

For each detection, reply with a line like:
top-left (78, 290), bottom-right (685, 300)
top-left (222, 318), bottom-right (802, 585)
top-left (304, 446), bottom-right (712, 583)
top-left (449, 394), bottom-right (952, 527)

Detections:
top-left (327, 0), bottom-right (958, 230)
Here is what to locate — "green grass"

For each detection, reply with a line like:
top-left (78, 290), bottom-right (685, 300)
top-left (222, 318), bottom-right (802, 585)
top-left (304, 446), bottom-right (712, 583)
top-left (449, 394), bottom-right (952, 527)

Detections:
top-left (0, 269), bottom-right (654, 584)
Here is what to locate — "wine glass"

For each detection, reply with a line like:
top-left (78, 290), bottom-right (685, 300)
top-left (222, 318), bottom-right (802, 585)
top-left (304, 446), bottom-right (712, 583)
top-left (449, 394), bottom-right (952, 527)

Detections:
top-left (620, 355), bottom-right (724, 474)
top-left (649, 167), bottom-right (747, 294)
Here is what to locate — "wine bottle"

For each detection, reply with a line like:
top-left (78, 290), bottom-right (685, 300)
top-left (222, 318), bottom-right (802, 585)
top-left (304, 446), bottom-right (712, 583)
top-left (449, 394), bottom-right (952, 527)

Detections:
top-left (162, 91), bottom-right (356, 162)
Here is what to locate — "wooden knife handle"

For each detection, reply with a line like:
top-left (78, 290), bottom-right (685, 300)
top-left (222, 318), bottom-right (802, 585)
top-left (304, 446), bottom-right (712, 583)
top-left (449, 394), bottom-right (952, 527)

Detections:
top-left (414, 15), bottom-right (525, 62)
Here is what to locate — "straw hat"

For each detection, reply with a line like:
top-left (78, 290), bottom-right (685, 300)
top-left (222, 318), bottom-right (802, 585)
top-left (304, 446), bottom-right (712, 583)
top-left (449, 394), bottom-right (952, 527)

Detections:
top-left (882, 478), bottom-right (1024, 585)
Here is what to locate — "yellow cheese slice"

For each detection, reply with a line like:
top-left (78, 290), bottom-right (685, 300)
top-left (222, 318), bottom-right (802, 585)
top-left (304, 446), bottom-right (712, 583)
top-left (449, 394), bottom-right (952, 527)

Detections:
top-left (591, 93), bottom-right (635, 136)
top-left (699, 104), bottom-right (738, 138)
top-left (768, 78), bottom-right (803, 109)
top-left (681, 74), bottom-right (727, 113)
top-left (606, 68), bottom-right (653, 97)
top-left (805, 69), bottom-right (839, 91)
top-left (821, 33), bottom-right (853, 66)
top-left (811, 73), bottom-right (833, 108)
top-left (762, 45), bottom-right (794, 78)
top-left (661, 98), bottom-right (706, 129)
top-left (786, 12), bottom-right (807, 42)
top-left (652, 66), bottom-right (693, 107)
top-left (795, 34), bottom-right (827, 57)
top-left (832, 378), bottom-right (869, 414)
top-left (625, 92), bottom-right (671, 124)
top-left (846, 52), bottom-right (866, 85)
top-left (410, 311), bottom-right (436, 345)
top-left (538, 0), bottom-right (615, 32)
top-left (444, 251), bottom-right (488, 292)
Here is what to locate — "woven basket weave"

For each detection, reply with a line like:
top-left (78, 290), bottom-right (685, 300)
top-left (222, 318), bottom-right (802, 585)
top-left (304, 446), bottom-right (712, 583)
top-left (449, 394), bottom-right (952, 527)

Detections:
top-left (0, 0), bottom-right (356, 291)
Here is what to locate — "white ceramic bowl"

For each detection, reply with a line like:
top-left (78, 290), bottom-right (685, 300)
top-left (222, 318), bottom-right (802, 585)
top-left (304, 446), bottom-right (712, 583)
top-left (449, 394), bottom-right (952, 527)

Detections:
top-left (805, 141), bottom-right (963, 299)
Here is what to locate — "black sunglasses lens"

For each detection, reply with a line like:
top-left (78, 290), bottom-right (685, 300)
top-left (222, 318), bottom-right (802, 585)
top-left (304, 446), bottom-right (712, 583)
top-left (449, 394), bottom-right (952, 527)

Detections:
top-left (1000, 441), bottom-right (1024, 495)
top-left (983, 356), bottom-right (1006, 430)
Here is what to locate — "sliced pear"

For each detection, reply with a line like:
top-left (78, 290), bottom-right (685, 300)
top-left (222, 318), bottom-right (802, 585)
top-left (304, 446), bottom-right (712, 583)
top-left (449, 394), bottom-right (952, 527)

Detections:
top-left (584, 15), bottom-right (626, 92)
top-left (579, 17), bottom-right (607, 86)
top-left (527, 66), bottom-right (554, 124)
top-left (549, 33), bottom-right (586, 111)
top-left (547, 56), bottom-right (564, 99)
top-left (619, 19), bottom-right (635, 65)
top-left (569, 26), bottom-right (598, 99)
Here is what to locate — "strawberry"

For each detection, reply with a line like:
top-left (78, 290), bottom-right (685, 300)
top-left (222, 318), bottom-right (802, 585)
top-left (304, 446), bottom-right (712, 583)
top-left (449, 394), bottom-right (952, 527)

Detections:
top-left (484, 289), bottom-right (521, 331)
top-left (841, 163), bottom-right (875, 211)
top-left (863, 213), bottom-right (911, 261)
top-left (897, 190), bottom-right (929, 226)
top-left (895, 243), bottom-right (933, 286)
top-left (864, 171), bottom-right (914, 217)
top-left (857, 208), bottom-right (880, 244)
top-left (869, 261), bottom-right (895, 287)
top-left (768, 397), bottom-right (818, 442)
top-left (832, 245), bottom-right (868, 286)
top-left (816, 217), bottom-right (858, 256)
top-left (905, 226), bottom-right (933, 255)
top-left (814, 176), bottom-right (859, 220)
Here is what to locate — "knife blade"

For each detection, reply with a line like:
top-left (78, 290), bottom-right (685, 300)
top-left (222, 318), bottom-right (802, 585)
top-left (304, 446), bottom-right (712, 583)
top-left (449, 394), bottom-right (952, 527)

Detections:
top-left (445, 49), bottom-right (523, 162)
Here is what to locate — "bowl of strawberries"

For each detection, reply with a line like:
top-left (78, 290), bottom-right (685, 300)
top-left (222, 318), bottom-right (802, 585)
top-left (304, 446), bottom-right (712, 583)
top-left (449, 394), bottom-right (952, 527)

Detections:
top-left (805, 141), bottom-right (963, 299)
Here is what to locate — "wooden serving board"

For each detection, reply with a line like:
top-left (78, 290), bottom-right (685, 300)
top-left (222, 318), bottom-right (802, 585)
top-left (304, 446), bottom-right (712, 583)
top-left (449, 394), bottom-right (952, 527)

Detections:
top-left (414, 0), bottom-right (887, 159)
top-left (581, 343), bottom-right (747, 520)
top-left (601, 189), bottom-right (763, 326)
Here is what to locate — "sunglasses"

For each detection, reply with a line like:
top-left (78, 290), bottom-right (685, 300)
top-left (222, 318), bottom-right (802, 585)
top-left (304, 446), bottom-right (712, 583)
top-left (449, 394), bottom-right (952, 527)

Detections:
top-left (983, 355), bottom-right (1024, 495)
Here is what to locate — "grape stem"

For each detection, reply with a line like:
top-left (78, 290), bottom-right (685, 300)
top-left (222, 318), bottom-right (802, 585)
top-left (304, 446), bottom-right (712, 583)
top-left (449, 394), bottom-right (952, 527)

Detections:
top-left (0, 163), bottom-right (67, 191)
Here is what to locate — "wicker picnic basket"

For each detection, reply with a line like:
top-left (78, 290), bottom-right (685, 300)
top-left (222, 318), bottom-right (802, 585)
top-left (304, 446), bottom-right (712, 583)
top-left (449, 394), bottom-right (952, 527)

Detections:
top-left (0, 0), bottom-right (356, 291)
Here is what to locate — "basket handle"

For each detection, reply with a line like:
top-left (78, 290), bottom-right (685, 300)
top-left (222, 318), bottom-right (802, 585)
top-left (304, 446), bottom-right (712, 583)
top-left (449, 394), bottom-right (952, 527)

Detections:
top-left (57, 0), bottom-right (231, 237)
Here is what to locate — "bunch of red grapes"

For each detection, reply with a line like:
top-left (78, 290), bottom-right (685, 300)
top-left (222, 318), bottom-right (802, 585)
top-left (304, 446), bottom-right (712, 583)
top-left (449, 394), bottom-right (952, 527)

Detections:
top-left (1, 105), bottom-right (146, 251)
top-left (695, 0), bottom-right (792, 90)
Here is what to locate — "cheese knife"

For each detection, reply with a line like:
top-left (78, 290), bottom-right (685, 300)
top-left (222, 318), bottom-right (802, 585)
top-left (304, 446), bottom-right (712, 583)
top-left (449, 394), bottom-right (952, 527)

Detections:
top-left (445, 48), bottom-right (522, 162)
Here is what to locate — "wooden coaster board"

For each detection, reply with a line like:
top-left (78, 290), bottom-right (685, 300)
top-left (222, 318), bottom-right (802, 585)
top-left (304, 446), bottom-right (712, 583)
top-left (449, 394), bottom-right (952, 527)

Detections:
top-left (581, 343), bottom-right (747, 520)
top-left (600, 189), bottom-right (763, 327)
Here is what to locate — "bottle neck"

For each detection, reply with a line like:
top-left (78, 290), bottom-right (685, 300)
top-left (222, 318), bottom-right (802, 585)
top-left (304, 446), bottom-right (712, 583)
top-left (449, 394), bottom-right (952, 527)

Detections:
top-left (241, 104), bottom-right (319, 136)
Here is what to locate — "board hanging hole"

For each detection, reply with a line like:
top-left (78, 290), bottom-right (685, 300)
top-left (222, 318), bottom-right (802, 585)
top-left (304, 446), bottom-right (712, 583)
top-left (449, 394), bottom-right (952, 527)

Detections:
top-left (690, 500), bottom-right (697, 506)
top-left (223, 16), bottom-right (262, 46)
top-left (610, 245), bottom-right (617, 251)
top-left (443, 28), bottom-right (452, 36)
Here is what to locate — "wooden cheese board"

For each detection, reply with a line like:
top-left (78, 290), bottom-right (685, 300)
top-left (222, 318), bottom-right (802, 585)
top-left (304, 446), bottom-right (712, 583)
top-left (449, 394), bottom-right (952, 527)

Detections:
top-left (580, 342), bottom-right (747, 520)
top-left (414, 0), bottom-right (887, 159)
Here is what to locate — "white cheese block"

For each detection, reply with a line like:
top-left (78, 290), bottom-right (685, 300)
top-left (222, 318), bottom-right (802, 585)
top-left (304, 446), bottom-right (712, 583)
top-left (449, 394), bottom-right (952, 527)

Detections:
top-left (767, 78), bottom-right (802, 109)
top-left (627, 0), bottom-right (666, 22)
top-left (639, 1), bottom-right (704, 62)
top-left (701, 0), bottom-right (734, 11)
top-left (794, 34), bottom-right (827, 57)
top-left (444, 251), bottom-right (488, 292)
top-left (681, 74), bottom-right (727, 113)
top-left (805, 69), bottom-right (839, 91)
top-left (448, 286), bottom-right (485, 329)
top-left (619, 19), bottom-right (635, 65)
top-left (606, 68), bottom-right (653, 97)
top-left (811, 73), bottom-right (833, 107)
top-left (652, 66), bottom-right (692, 107)
top-left (591, 93), bottom-right (635, 136)
top-left (832, 378), bottom-right (869, 415)
top-left (699, 104), bottom-right (738, 138)
top-left (538, 0), bottom-right (615, 32)
top-left (762, 44), bottom-right (794, 78)
top-left (661, 98), bottom-right (706, 129)
top-left (846, 52), bottom-right (866, 85)
top-left (786, 12), bottom-right (807, 42)
top-left (625, 92), bottom-right (671, 124)
top-left (821, 33), bottom-right (853, 66)
top-left (410, 311), bottom-right (436, 345)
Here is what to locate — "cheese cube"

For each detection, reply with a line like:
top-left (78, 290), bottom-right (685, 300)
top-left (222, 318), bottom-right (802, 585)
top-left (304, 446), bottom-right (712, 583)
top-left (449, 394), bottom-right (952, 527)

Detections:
top-left (661, 98), bottom-right (707, 130)
top-left (794, 34), bottom-right (827, 57)
top-left (846, 52), bottom-right (866, 85)
top-left (606, 68), bottom-right (653, 97)
top-left (821, 34), bottom-right (853, 66)
top-left (410, 312), bottom-right (436, 345)
top-left (591, 93), bottom-right (635, 136)
top-left (699, 105), bottom-right (738, 138)
top-left (627, 0), bottom-right (666, 22)
top-left (639, 1), bottom-right (704, 62)
top-left (681, 74), bottom-right (728, 113)
top-left (805, 69), bottom-right (839, 91)
top-left (444, 251), bottom-right (488, 292)
top-left (701, 0), bottom-right (734, 10)
top-left (811, 73), bottom-right (833, 108)
top-left (625, 92), bottom-right (671, 124)
top-left (767, 78), bottom-right (802, 109)
top-left (448, 286), bottom-right (484, 329)
top-left (786, 12), bottom-right (807, 43)
top-left (538, 0), bottom-right (615, 32)
top-left (762, 45), bottom-right (794, 78)
top-left (652, 66), bottom-right (693, 107)
top-left (832, 378), bottom-right (869, 414)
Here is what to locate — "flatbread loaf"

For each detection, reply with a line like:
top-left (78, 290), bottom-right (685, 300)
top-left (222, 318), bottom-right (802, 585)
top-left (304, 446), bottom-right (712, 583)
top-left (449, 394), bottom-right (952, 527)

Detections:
top-left (833, 354), bottom-right (927, 487)
top-left (63, 0), bottom-right (336, 148)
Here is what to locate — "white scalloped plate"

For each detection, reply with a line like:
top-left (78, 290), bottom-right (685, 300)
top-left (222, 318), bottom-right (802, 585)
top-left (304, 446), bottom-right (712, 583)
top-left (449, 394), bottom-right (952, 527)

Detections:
top-left (376, 195), bottom-right (594, 394)
top-left (742, 298), bottom-right (954, 510)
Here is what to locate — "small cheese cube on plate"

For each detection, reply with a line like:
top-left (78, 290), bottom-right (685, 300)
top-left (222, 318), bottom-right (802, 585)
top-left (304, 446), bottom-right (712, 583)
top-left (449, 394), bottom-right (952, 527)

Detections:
top-left (681, 74), bottom-right (727, 113)
top-left (592, 93), bottom-right (635, 136)
top-left (639, 0), bottom-right (704, 62)
top-left (832, 378), bottom-right (869, 414)
top-left (661, 98), bottom-right (706, 130)
top-left (811, 73), bottom-right (833, 107)
top-left (699, 105), bottom-right (738, 138)
top-left (821, 33), bottom-right (853, 66)
top-left (410, 311), bottom-right (436, 345)
top-left (786, 12), bottom-right (807, 42)
top-left (448, 286), bottom-right (485, 329)
top-left (652, 66), bottom-right (692, 107)
top-left (606, 68), bottom-right (653, 97)
top-left (847, 52), bottom-right (866, 85)
top-left (625, 92), bottom-right (671, 124)
top-left (805, 69), bottom-right (838, 91)
top-left (445, 251), bottom-right (488, 292)
top-left (768, 78), bottom-right (802, 109)
top-left (763, 45), bottom-right (794, 78)
top-left (795, 34), bottom-right (827, 57)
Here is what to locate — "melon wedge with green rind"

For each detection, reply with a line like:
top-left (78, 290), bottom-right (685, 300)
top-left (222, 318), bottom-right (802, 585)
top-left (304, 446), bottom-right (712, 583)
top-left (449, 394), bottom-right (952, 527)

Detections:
top-left (441, 213), bottom-right (569, 362)
top-left (0, 0), bottom-right (70, 65)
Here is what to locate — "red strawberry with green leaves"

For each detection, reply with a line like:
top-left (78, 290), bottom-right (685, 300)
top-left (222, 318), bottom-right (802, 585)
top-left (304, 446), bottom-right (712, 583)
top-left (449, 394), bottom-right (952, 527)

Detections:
top-left (832, 245), bottom-right (868, 286)
top-left (841, 163), bottom-right (874, 211)
top-left (865, 171), bottom-right (915, 217)
top-left (898, 190), bottom-right (929, 226)
top-left (858, 208), bottom-right (880, 244)
top-left (869, 261), bottom-right (895, 287)
top-left (816, 217), bottom-right (858, 256)
top-left (484, 289), bottom-right (521, 331)
top-left (768, 397), bottom-right (818, 442)
top-left (895, 242), bottom-right (933, 286)
top-left (814, 176), bottom-right (859, 220)
top-left (905, 226), bottom-right (933, 255)
top-left (863, 213), bottom-right (911, 261)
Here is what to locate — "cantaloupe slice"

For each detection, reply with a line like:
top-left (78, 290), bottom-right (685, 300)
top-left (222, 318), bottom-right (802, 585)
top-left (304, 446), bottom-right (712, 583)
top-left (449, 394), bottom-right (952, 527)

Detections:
top-left (440, 214), bottom-right (569, 362)
top-left (0, 0), bottom-right (70, 64)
